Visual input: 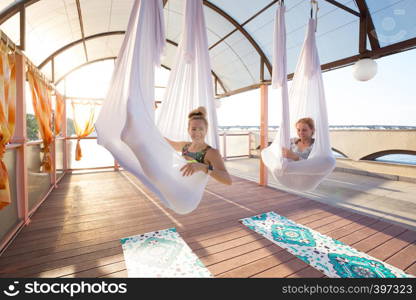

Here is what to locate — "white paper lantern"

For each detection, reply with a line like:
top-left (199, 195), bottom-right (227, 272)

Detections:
top-left (352, 58), bottom-right (378, 81)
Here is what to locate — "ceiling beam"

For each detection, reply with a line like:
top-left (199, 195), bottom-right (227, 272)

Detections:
top-left (216, 83), bottom-right (262, 98)
top-left (51, 57), bottom-right (55, 82)
top-left (355, 0), bottom-right (380, 50)
top-left (359, 6), bottom-right (368, 53)
top-left (324, 0), bottom-right (360, 17)
top-left (370, 36), bottom-right (416, 59)
top-left (18, 6), bottom-right (25, 50)
top-left (75, 0), bottom-right (88, 61)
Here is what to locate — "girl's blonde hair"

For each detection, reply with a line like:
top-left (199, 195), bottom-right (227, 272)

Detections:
top-left (296, 117), bottom-right (315, 134)
top-left (188, 106), bottom-right (208, 128)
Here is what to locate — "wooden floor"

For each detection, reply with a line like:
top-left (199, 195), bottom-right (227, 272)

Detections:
top-left (0, 171), bottom-right (415, 278)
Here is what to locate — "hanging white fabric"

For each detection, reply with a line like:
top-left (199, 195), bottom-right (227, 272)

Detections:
top-left (95, 0), bottom-right (216, 214)
top-left (157, 0), bottom-right (219, 149)
top-left (261, 4), bottom-right (336, 192)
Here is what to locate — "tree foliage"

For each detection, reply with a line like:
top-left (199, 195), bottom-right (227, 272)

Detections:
top-left (26, 113), bottom-right (75, 140)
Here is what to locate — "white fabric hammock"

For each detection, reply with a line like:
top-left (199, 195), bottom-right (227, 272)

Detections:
top-left (157, 0), bottom-right (219, 149)
top-left (95, 0), bottom-right (218, 214)
top-left (261, 4), bottom-right (336, 192)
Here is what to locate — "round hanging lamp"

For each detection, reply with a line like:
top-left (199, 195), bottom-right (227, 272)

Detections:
top-left (352, 58), bottom-right (378, 81)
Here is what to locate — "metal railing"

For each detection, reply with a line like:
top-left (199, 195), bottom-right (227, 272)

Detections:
top-left (219, 131), bottom-right (254, 160)
top-left (63, 132), bottom-right (256, 170)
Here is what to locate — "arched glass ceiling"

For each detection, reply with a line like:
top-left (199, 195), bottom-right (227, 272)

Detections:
top-left (0, 0), bottom-right (415, 97)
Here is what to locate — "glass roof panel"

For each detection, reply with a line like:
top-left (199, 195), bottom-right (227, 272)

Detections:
top-left (243, 51), bottom-right (261, 83)
top-left (25, 0), bottom-right (81, 65)
top-left (0, 1), bottom-right (15, 13)
top-left (164, 1), bottom-right (236, 48)
top-left (164, 0), bottom-right (183, 43)
top-left (80, 0), bottom-right (112, 37)
top-left (204, 5), bottom-right (235, 47)
top-left (40, 61), bottom-right (52, 81)
top-left (367, 0), bottom-right (416, 47)
top-left (108, 0), bottom-right (134, 32)
top-left (208, 0), bottom-right (272, 24)
top-left (218, 30), bottom-right (260, 81)
top-left (315, 17), bottom-right (359, 64)
top-left (86, 35), bottom-right (124, 61)
top-left (244, 0), bottom-right (360, 74)
top-left (54, 43), bottom-right (86, 81)
top-left (210, 39), bottom-right (256, 91)
top-left (106, 34), bottom-right (124, 57)
top-left (70, 0), bottom-right (132, 35)
top-left (0, 12), bottom-right (20, 45)
top-left (63, 59), bottom-right (114, 98)
top-left (160, 42), bottom-right (178, 70)
top-left (241, 3), bottom-right (275, 62)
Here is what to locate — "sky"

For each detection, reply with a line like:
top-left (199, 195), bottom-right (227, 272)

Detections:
top-left (55, 48), bottom-right (416, 127)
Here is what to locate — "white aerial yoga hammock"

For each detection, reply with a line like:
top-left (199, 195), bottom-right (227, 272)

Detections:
top-left (261, 3), bottom-right (336, 192)
top-left (157, 0), bottom-right (219, 148)
top-left (95, 0), bottom-right (219, 214)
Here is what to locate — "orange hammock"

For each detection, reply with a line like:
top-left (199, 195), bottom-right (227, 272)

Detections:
top-left (0, 43), bottom-right (16, 210)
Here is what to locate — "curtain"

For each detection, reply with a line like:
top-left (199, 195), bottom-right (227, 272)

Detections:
top-left (27, 69), bottom-right (54, 173)
top-left (0, 43), bottom-right (16, 210)
top-left (71, 100), bottom-right (99, 161)
top-left (54, 92), bottom-right (64, 136)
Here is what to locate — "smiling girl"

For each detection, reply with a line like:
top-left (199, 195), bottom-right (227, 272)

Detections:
top-left (165, 106), bottom-right (232, 185)
top-left (282, 117), bottom-right (315, 161)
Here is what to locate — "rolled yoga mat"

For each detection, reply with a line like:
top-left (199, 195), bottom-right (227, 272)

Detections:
top-left (120, 228), bottom-right (212, 277)
top-left (240, 212), bottom-right (414, 278)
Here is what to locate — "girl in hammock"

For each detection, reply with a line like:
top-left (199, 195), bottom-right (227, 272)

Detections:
top-left (282, 117), bottom-right (315, 161)
top-left (166, 107), bottom-right (232, 185)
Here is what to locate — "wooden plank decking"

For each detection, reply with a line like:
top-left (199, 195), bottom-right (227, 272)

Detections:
top-left (0, 171), bottom-right (415, 278)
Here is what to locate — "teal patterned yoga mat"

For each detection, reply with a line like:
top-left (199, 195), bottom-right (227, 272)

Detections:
top-left (240, 212), bottom-right (414, 278)
top-left (120, 228), bottom-right (212, 277)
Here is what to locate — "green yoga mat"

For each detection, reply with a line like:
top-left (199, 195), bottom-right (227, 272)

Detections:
top-left (120, 228), bottom-right (212, 277)
top-left (241, 212), bottom-right (414, 278)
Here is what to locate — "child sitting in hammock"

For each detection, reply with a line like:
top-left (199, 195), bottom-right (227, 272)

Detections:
top-left (166, 106), bottom-right (232, 185)
top-left (282, 117), bottom-right (315, 161)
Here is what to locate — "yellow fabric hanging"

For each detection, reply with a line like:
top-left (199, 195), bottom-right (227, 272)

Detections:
top-left (54, 92), bottom-right (64, 136)
top-left (0, 43), bottom-right (16, 210)
top-left (71, 101), bottom-right (99, 161)
top-left (27, 69), bottom-right (53, 173)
